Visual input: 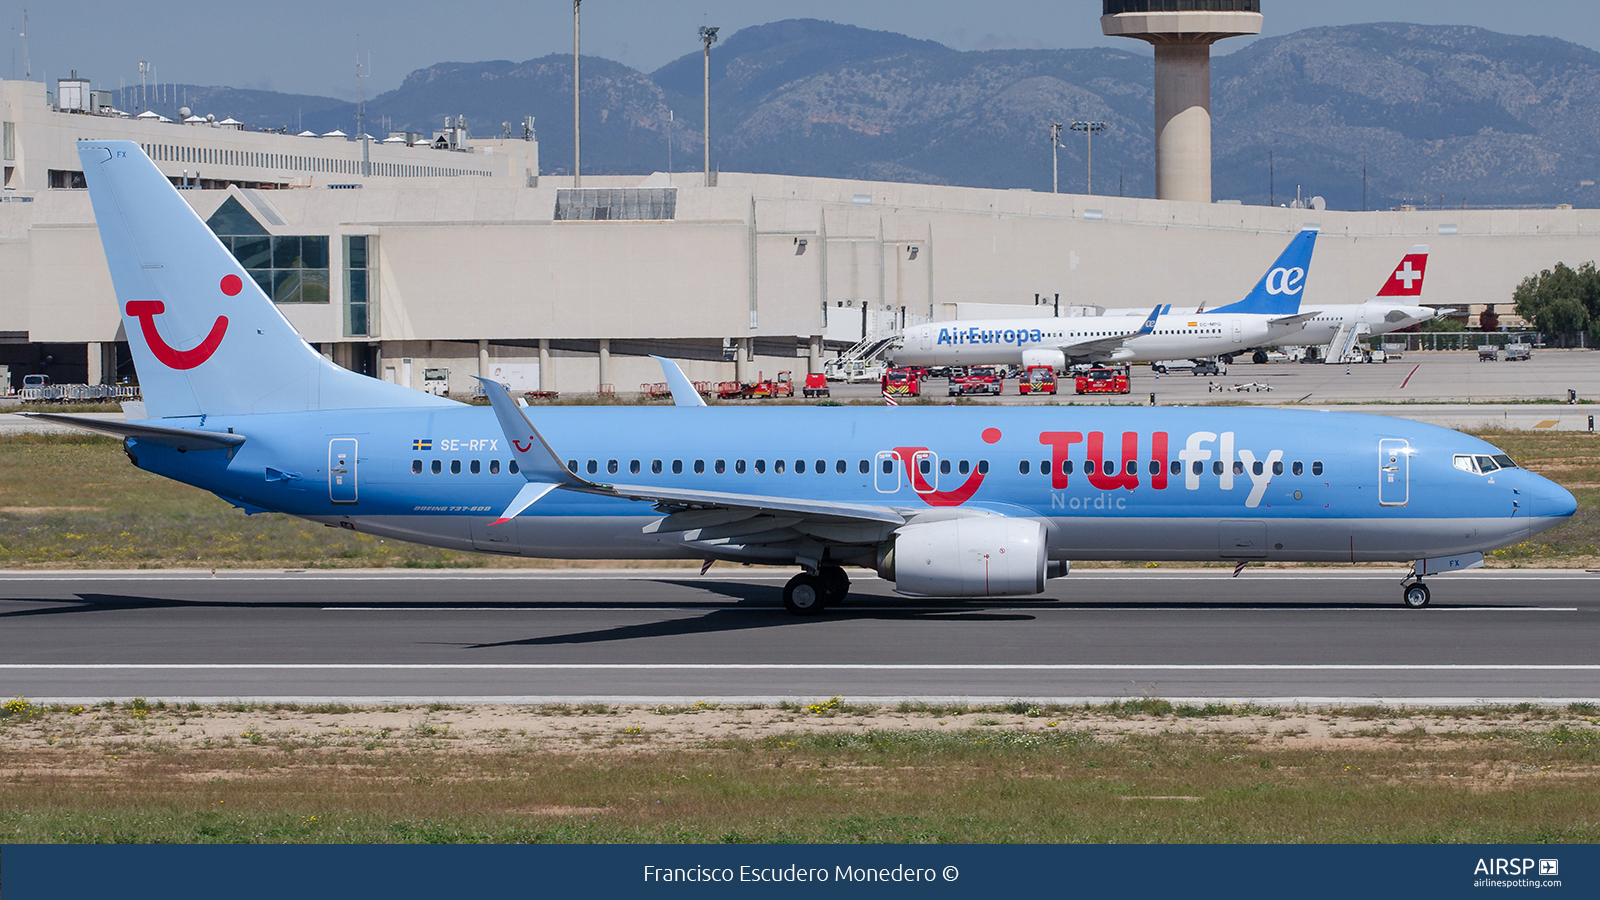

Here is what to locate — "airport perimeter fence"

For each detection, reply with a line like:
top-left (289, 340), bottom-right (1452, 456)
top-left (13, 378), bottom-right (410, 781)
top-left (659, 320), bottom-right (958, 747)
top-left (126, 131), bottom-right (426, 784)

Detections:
top-left (1365, 332), bottom-right (1589, 352)
top-left (13, 384), bottom-right (141, 403)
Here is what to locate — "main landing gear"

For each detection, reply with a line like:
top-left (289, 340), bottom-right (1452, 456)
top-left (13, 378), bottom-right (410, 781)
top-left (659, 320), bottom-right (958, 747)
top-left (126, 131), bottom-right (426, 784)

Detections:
top-left (1400, 569), bottom-right (1431, 609)
top-left (782, 565), bottom-right (851, 616)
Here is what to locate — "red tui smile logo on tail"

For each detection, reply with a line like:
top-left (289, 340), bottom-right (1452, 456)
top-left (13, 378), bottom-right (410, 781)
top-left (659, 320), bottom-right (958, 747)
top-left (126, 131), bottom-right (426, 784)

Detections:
top-left (126, 300), bottom-right (228, 370)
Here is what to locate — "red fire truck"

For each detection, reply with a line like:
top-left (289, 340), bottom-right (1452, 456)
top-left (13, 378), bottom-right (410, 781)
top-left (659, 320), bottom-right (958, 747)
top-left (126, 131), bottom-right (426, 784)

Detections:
top-left (1074, 365), bottom-right (1131, 395)
top-left (881, 367), bottom-right (923, 398)
top-left (948, 365), bottom-right (1004, 396)
top-left (1018, 365), bottom-right (1057, 395)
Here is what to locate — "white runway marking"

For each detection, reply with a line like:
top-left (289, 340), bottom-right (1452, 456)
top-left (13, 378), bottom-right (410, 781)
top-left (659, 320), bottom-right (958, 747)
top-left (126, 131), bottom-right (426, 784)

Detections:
top-left (316, 605), bottom-right (1580, 612)
top-left (4, 664), bottom-right (1598, 671)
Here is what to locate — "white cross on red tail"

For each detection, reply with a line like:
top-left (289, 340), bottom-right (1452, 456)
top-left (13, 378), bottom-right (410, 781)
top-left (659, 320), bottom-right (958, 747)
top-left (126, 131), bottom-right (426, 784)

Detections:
top-left (1376, 246), bottom-right (1429, 297)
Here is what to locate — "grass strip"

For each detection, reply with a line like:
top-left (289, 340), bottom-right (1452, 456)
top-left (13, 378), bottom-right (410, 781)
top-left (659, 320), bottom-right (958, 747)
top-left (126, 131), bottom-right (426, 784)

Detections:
top-left (4, 699), bottom-right (1600, 844)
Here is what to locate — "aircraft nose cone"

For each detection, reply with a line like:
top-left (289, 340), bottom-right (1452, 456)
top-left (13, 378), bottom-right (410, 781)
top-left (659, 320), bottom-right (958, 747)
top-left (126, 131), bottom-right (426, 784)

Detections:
top-left (1542, 483), bottom-right (1579, 521)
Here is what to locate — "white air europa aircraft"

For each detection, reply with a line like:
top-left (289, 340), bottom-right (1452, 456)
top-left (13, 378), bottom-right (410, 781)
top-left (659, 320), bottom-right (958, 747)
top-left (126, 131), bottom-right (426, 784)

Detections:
top-left (31, 142), bottom-right (1575, 614)
top-left (889, 229), bottom-right (1322, 370)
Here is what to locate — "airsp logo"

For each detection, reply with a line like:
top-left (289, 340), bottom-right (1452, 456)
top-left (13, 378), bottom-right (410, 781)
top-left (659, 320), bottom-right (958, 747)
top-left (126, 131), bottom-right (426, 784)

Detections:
top-left (1264, 267), bottom-right (1306, 295)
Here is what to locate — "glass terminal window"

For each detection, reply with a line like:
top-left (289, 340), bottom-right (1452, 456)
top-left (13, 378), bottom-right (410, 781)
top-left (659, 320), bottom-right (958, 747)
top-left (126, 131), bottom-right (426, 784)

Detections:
top-left (205, 197), bottom-right (330, 304)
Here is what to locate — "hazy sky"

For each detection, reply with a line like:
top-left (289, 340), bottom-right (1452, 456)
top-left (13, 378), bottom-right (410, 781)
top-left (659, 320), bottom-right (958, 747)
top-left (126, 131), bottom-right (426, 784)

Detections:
top-left (7, 1), bottom-right (1600, 101)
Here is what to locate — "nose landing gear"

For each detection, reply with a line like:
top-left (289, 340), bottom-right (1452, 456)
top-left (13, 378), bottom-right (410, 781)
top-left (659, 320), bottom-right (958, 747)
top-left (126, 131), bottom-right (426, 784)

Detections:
top-left (1400, 568), bottom-right (1431, 609)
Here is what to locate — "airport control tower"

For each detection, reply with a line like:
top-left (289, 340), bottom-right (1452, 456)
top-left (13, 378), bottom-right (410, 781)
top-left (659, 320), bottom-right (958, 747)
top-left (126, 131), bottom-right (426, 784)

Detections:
top-left (1101, 0), bottom-right (1262, 203)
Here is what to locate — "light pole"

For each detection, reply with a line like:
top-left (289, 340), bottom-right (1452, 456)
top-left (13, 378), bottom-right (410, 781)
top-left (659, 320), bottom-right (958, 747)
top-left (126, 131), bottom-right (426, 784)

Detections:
top-left (573, 0), bottom-right (582, 188)
top-left (1069, 120), bottom-right (1107, 195)
top-left (1049, 122), bottom-right (1064, 193)
top-left (699, 25), bottom-right (719, 185)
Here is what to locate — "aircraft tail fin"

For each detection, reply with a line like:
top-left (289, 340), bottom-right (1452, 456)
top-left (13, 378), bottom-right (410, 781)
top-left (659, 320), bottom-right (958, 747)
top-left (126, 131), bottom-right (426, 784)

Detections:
top-left (1136, 305), bottom-right (1160, 335)
top-left (1207, 227), bottom-right (1319, 316)
top-left (77, 140), bottom-right (454, 418)
top-left (1375, 245), bottom-right (1429, 297)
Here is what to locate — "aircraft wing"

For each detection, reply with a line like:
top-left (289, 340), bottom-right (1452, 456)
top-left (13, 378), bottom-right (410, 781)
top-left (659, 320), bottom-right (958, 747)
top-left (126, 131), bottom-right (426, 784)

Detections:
top-left (1056, 305), bottom-right (1160, 361)
top-left (613, 484), bottom-right (905, 525)
top-left (474, 376), bottom-right (907, 535)
top-left (18, 412), bottom-right (246, 451)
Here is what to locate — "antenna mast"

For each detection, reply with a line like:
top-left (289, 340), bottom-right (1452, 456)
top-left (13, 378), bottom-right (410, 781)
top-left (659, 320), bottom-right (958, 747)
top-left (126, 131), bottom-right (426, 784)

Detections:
top-left (22, 6), bottom-right (31, 79)
top-left (356, 40), bottom-right (371, 176)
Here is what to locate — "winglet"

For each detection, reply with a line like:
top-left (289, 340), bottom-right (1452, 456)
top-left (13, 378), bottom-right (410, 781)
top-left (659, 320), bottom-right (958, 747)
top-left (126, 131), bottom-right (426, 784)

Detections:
top-left (650, 355), bottom-right (707, 407)
top-left (474, 376), bottom-right (592, 487)
top-left (1136, 305), bottom-right (1160, 335)
top-left (489, 481), bottom-right (559, 526)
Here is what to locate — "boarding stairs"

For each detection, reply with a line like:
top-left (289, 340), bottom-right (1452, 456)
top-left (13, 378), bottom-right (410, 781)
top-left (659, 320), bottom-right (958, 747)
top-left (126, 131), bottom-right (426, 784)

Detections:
top-left (1324, 322), bottom-right (1371, 364)
top-left (823, 334), bottom-right (898, 380)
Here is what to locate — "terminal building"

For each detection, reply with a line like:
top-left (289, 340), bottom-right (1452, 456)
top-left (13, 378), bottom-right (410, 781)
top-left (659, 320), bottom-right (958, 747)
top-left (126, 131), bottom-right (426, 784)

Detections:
top-left (2, 72), bottom-right (1591, 395)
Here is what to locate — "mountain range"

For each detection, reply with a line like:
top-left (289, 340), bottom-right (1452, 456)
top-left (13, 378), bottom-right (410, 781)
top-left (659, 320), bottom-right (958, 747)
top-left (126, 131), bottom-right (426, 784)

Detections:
top-left (109, 19), bottom-right (1600, 210)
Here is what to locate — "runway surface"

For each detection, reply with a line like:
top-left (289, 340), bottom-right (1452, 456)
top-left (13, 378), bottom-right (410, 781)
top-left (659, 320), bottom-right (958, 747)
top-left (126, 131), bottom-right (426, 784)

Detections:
top-left (3, 568), bottom-right (1598, 704)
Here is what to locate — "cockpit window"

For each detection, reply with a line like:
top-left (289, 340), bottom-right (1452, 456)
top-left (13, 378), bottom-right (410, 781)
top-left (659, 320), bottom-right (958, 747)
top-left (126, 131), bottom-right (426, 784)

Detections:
top-left (1456, 453), bottom-right (1515, 475)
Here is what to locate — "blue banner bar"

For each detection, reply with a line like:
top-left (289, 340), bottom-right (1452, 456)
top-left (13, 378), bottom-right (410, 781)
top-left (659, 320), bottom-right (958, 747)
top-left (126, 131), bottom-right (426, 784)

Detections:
top-left (3, 843), bottom-right (1594, 898)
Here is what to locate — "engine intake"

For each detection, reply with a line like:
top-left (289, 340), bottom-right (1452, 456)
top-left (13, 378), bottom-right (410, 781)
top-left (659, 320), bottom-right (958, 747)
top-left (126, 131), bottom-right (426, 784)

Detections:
top-left (886, 517), bottom-right (1048, 597)
top-left (1021, 348), bottom-right (1066, 372)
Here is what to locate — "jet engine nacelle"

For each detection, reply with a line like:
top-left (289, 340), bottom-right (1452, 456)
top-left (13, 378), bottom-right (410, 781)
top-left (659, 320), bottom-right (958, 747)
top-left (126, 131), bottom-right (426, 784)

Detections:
top-left (1021, 348), bottom-right (1066, 372)
top-left (886, 517), bottom-right (1049, 597)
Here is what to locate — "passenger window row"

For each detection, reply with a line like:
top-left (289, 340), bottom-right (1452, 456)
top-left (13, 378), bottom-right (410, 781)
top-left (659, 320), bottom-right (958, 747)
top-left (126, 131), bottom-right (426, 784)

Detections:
top-left (411, 459), bottom-right (520, 475)
top-left (557, 458), bottom-right (991, 477)
top-left (410, 456), bottom-right (1324, 480)
top-left (1018, 459), bottom-right (1323, 477)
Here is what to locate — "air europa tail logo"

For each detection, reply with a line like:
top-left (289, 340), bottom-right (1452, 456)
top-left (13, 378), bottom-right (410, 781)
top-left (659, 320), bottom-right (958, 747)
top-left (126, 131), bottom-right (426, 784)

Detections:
top-left (1263, 266), bottom-right (1306, 295)
top-left (124, 275), bottom-right (240, 370)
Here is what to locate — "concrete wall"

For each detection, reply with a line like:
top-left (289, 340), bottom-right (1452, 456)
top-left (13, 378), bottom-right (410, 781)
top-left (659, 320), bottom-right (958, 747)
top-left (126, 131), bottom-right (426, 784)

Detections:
top-left (5, 135), bottom-right (1599, 391)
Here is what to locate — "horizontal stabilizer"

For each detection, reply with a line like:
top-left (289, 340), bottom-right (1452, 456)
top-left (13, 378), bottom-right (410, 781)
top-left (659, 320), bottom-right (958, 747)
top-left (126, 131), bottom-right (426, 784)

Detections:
top-left (20, 412), bottom-right (245, 451)
top-left (1268, 311), bottom-right (1321, 329)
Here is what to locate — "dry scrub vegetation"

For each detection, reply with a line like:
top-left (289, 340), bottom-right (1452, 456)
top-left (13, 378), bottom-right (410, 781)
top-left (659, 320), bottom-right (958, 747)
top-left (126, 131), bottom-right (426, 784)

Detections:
top-left (3, 698), bottom-right (1598, 843)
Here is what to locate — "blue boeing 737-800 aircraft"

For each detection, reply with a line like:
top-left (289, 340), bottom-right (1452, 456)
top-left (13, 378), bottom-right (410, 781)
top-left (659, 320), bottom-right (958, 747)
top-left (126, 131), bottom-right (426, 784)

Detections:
top-left (32, 141), bottom-right (1576, 614)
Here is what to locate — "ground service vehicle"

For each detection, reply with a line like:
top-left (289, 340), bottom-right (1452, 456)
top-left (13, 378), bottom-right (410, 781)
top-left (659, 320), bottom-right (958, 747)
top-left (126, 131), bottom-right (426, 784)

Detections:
top-left (948, 366), bottom-right (1004, 396)
top-left (1504, 343), bottom-right (1531, 361)
top-left (1479, 345), bottom-right (1499, 362)
top-left (1019, 365), bottom-right (1057, 395)
top-left (1076, 366), bottom-right (1131, 395)
top-left (31, 140), bottom-right (1577, 617)
top-left (749, 372), bottom-right (793, 399)
top-left (802, 373), bottom-right (830, 398)
top-left (881, 368), bottom-right (922, 398)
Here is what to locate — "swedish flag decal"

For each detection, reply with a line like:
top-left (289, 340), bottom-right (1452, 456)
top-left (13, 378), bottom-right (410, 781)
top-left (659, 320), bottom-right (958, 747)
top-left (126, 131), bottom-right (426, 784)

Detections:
top-left (412, 439), bottom-right (433, 451)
